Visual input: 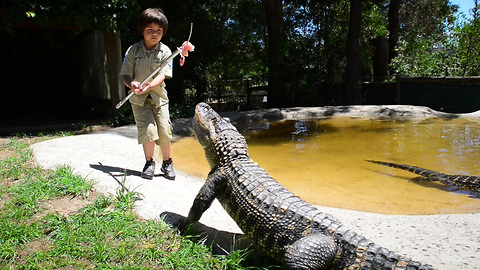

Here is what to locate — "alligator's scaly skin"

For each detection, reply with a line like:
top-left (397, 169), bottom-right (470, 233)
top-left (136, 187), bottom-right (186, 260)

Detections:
top-left (366, 160), bottom-right (480, 193)
top-left (185, 103), bottom-right (435, 270)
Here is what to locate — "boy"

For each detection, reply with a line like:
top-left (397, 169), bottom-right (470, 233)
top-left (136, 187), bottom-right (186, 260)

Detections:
top-left (119, 8), bottom-right (175, 180)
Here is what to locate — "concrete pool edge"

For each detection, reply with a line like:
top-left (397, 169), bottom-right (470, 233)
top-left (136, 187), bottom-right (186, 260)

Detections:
top-left (170, 104), bottom-right (480, 269)
top-left (173, 104), bottom-right (480, 140)
top-left (32, 105), bottom-right (480, 270)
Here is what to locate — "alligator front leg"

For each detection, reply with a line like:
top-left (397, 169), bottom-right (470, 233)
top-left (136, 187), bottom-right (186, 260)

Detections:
top-left (283, 233), bottom-right (338, 270)
top-left (181, 169), bottom-right (225, 232)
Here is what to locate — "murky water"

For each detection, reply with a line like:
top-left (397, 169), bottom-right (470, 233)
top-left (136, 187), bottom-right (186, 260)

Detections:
top-left (171, 117), bottom-right (480, 215)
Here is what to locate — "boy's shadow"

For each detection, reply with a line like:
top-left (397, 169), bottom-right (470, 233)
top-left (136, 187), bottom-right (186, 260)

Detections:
top-left (90, 162), bottom-right (170, 181)
top-left (90, 162), bottom-right (141, 177)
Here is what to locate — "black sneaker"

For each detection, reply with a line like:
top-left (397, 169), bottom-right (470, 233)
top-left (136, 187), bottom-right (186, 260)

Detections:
top-left (161, 158), bottom-right (176, 180)
top-left (141, 160), bottom-right (155, 180)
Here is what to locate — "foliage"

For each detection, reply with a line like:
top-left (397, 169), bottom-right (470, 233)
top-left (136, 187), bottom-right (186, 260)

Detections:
top-left (106, 104), bottom-right (135, 126)
top-left (389, 0), bottom-right (480, 77)
top-left (361, 1), bottom-right (389, 78)
top-left (449, 6), bottom-right (480, 76)
top-left (390, 0), bottom-right (458, 77)
top-left (283, 0), bottom-right (350, 105)
top-left (1, 0), bottom-right (140, 34)
top-left (161, 0), bottom-right (267, 107)
top-left (1, 0), bottom-right (478, 111)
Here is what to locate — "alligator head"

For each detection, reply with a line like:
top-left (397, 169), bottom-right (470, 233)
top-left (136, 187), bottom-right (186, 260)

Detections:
top-left (192, 103), bottom-right (248, 170)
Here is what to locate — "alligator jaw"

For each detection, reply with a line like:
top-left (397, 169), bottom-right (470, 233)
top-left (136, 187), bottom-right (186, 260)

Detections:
top-left (193, 102), bottom-right (232, 170)
top-left (192, 113), bottom-right (209, 148)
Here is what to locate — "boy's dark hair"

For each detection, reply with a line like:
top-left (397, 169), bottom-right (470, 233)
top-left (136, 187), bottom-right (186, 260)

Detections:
top-left (137, 8), bottom-right (168, 35)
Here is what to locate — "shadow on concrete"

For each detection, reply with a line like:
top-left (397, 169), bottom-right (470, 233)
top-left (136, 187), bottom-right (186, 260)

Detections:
top-left (159, 211), bottom-right (276, 267)
top-left (89, 162), bottom-right (173, 194)
top-left (159, 211), bottom-right (251, 255)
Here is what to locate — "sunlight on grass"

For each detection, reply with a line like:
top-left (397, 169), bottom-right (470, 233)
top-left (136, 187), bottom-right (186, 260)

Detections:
top-left (0, 137), bottom-right (267, 269)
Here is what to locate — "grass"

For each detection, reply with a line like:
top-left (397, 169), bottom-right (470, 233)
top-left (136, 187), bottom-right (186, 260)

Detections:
top-left (0, 134), bottom-right (278, 269)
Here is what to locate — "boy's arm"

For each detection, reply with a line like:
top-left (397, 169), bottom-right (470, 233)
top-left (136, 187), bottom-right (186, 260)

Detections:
top-left (135, 74), bottom-right (165, 94)
top-left (122, 74), bottom-right (166, 95)
top-left (122, 75), bottom-right (144, 95)
top-left (147, 74), bottom-right (166, 89)
top-left (122, 75), bottom-right (140, 93)
top-left (122, 75), bottom-right (134, 89)
top-left (120, 46), bottom-right (142, 93)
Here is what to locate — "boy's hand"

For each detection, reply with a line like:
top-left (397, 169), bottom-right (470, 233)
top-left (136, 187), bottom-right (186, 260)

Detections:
top-left (131, 81), bottom-right (151, 95)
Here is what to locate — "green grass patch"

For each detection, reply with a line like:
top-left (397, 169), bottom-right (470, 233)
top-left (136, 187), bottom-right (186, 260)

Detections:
top-left (29, 197), bottom-right (227, 269)
top-left (0, 137), bottom-right (274, 269)
top-left (0, 139), bottom-right (32, 180)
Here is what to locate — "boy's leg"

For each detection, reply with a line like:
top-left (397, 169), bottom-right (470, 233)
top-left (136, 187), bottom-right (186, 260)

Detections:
top-left (160, 143), bottom-right (170, 160)
top-left (132, 102), bottom-right (158, 180)
top-left (141, 141), bottom-right (156, 180)
top-left (143, 141), bottom-right (156, 161)
top-left (160, 143), bottom-right (175, 180)
top-left (152, 103), bottom-right (175, 180)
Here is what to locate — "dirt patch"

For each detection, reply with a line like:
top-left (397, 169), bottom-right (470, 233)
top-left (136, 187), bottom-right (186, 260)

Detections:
top-left (16, 238), bottom-right (53, 261)
top-left (1, 126), bottom-right (106, 267)
top-left (35, 190), bottom-right (99, 220)
top-left (0, 194), bottom-right (11, 212)
top-left (15, 191), bottom-right (99, 265)
top-left (0, 138), bottom-right (14, 160)
top-left (39, 196), bottom-right (88, 216)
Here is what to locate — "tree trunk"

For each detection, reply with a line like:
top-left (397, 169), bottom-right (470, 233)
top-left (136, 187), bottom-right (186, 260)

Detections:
top-left (105, 31), bottom-right (124, 114)
top-left (388, 0), bottom-right (401, 75)
top-left (372, 36), bottom-right (388, 82)
top-left (345, 0), bottom-right (363, 104)
top-left (262, 0), bottom-right (288, 108)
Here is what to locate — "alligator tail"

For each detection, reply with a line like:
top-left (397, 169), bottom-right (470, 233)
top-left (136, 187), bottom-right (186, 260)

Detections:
top-left (335, 226), bottom-right (436, 269)
top-left (366, 160), bottom-right (480, 193)
top-left (365, 160), bottom-right (446, 181)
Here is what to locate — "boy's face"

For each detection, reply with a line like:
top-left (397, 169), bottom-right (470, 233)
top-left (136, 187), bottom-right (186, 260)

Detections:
top-left (142, 23), bottom-right (163, 49)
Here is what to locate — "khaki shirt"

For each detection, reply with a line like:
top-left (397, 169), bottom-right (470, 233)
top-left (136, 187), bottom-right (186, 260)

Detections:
top-left (119, 41), bottom-right (173, 106)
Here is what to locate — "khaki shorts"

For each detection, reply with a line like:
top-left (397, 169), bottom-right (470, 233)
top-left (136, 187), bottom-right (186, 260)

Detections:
top-left (132, 96), bottom-right (172, 146)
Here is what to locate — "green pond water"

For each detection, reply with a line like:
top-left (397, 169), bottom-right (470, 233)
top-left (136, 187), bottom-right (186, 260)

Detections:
top-left (171, 116), bottom-right (480, 215)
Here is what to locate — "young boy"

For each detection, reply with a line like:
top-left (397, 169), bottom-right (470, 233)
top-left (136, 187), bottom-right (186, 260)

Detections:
top-left (119, 8), bottom-right (175, 180)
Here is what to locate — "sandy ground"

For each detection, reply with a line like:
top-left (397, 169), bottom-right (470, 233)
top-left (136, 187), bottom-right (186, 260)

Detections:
top-left (32, 106), bottom-right (480, 269)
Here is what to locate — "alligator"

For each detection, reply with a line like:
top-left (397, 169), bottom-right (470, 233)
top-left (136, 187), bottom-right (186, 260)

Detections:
top-left (366, 160), bottom-right (480, 194)
top-left (182, 102), bottom-right (435, 270)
